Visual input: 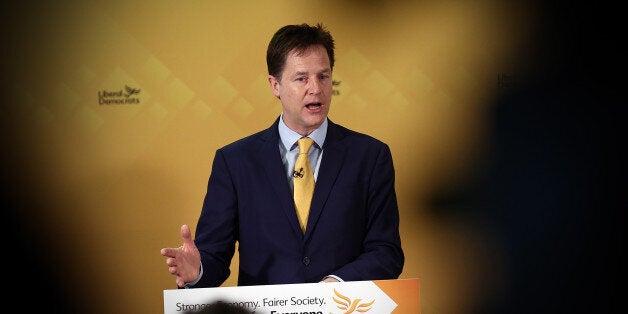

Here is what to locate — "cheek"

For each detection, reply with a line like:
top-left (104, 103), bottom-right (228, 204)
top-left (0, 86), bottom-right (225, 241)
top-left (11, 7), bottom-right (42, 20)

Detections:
top-left (284, 88), bottom-right (304, 102)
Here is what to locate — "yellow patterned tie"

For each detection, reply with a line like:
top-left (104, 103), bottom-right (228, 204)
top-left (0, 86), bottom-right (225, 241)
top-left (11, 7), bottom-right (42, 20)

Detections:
top-left (293, 137), bottom-right (315, 234)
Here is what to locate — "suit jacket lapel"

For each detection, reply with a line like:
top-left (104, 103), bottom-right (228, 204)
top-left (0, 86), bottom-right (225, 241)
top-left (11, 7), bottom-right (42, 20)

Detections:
top-left (305, 120), bottom-right (347, 239)
top-left (259, 118), bottom-right (304, 237)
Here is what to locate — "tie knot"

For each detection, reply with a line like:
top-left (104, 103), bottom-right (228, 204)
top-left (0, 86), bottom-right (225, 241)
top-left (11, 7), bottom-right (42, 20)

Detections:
top-left (297, 137), bottom-right (314, 155)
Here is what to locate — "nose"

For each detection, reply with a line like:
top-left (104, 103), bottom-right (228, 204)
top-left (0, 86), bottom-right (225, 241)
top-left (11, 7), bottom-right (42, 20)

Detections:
top-left (308, 77), bottom-right (321, 95)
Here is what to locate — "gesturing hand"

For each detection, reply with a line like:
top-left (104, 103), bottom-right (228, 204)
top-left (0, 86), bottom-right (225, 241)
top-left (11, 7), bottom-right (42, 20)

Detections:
top-left (160, 224), bottom-right (201, 287)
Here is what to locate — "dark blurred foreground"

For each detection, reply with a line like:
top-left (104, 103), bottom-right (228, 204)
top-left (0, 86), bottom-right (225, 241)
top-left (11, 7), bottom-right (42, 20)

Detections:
top-left (434, 2), bottom-right (626, 313)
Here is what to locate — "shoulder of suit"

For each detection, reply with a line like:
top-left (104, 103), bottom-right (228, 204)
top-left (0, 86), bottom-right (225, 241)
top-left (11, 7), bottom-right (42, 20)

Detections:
top-left (218, 120), bottom-right (279, 153)
top-left (328, 120), bottom-right (388, 147)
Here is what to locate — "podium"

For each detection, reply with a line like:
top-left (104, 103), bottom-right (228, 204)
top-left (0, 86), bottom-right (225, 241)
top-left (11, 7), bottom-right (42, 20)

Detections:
top-left (164, 278), bottom-right (420, 313)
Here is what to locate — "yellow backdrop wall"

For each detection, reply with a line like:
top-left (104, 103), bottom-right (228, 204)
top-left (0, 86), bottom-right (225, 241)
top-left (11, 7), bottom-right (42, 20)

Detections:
top-left (2, 1), bottom-right (534, 313)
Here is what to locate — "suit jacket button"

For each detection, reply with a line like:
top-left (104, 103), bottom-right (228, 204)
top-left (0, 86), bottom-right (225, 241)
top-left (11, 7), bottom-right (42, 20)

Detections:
top-left (302, 257), bottom-right (310, 266)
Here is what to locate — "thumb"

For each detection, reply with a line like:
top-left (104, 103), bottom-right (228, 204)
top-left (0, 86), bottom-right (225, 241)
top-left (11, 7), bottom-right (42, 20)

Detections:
top-left (180, 224), bottom-right (194, 246)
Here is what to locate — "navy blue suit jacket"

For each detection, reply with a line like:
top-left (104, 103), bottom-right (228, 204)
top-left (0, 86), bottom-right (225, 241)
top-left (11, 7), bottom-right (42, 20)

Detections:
top-left (193, 118), bottom-right (404, 287)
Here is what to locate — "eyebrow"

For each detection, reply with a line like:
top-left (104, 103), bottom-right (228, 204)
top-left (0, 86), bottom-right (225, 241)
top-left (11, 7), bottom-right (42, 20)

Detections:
top-left (294, 69), bottom-right (332, 76)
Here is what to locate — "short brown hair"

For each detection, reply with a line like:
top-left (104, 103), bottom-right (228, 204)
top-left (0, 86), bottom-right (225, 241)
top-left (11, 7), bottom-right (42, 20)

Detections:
top-left (266, 23), bottom-right (335, 80)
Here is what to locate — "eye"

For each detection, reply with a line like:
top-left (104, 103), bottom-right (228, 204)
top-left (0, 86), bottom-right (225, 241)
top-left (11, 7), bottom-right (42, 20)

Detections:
top-left (296, 77), bottom-right (306, 82)
top-left (320, 73), bottom-right (330, 80)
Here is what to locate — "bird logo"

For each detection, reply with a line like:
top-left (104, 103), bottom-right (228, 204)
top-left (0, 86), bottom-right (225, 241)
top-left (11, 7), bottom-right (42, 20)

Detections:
top-left (124, 85), bottom-right (141, 97)
top-left (293, 167), bottom-right (304, 178)
top-left (332, 288), bottom-right (374, 313)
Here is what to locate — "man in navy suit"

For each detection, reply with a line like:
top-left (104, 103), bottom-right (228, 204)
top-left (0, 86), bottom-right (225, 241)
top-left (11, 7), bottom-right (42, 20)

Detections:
top-left (161, 23), bottom-right (404, 288)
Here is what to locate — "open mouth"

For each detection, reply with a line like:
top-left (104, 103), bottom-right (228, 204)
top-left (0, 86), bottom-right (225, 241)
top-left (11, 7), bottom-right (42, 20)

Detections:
top-left (305, 102), bottom-right (322, 109)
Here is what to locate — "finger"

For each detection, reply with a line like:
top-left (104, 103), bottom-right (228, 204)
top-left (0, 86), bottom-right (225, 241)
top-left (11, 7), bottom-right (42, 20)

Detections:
top-left (180, 224), bottom-right (191, 239)
top-left (166, 257), bottom-right (176, 267)
top-left (160, 248), bottom-right (177, 258)
top-left (176, 277), bottom-right (185, 288)
top-left (180, 224), bottom-right (194, 247)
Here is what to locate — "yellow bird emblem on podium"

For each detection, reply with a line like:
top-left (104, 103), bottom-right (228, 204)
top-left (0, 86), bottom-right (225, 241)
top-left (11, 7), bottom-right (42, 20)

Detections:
top-left (332, 288), bottom-right (375, 313)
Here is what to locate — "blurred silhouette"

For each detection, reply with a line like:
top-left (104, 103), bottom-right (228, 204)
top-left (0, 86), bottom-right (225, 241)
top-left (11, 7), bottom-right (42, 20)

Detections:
top-left (430, 1), bottom-right (626, 313)
top-left (474, 68), bottom-right (623, 314)
top-left (184, 301), bottom-right (251, 314)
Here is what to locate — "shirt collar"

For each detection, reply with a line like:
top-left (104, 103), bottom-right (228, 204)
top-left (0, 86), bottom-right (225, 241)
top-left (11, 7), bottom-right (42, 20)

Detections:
top-left (278, 114), bottom-right (327, 151)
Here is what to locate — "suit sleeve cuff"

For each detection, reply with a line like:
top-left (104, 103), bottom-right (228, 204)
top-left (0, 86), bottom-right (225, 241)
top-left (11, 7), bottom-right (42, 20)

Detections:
top-left (322, 275), bottom-right (344, 282)
top-left (183, 263), bottom-right (204, 288)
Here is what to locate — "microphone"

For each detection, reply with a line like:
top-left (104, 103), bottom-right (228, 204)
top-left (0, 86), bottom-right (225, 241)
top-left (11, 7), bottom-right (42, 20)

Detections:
top-left (293, 167), bottom-right (304, 178)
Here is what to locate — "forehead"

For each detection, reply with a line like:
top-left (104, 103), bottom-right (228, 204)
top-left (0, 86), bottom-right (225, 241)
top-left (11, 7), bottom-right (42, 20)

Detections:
top-left (284, 45), bottom-right (330, 71)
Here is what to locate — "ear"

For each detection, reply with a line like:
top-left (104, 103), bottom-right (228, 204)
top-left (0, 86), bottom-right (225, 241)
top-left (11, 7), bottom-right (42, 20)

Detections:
top-left (268, 75), bottom-right (281, 98)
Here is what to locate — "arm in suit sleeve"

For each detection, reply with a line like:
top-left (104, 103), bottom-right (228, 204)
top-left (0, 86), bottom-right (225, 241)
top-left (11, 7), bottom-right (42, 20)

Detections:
top-left (332, 143), bottom-right (405, 281)
top-left (192, 149), bottom-right (237, 287)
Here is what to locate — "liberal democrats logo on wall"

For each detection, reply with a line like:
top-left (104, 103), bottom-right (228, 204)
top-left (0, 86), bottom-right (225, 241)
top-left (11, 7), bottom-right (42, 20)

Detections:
top-left (98, 85), bottom-right (141, 105)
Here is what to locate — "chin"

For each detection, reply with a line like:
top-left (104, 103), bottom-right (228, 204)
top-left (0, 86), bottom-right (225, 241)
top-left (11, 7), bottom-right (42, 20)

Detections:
top-left (305, 115), bottom-right (325, 126)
